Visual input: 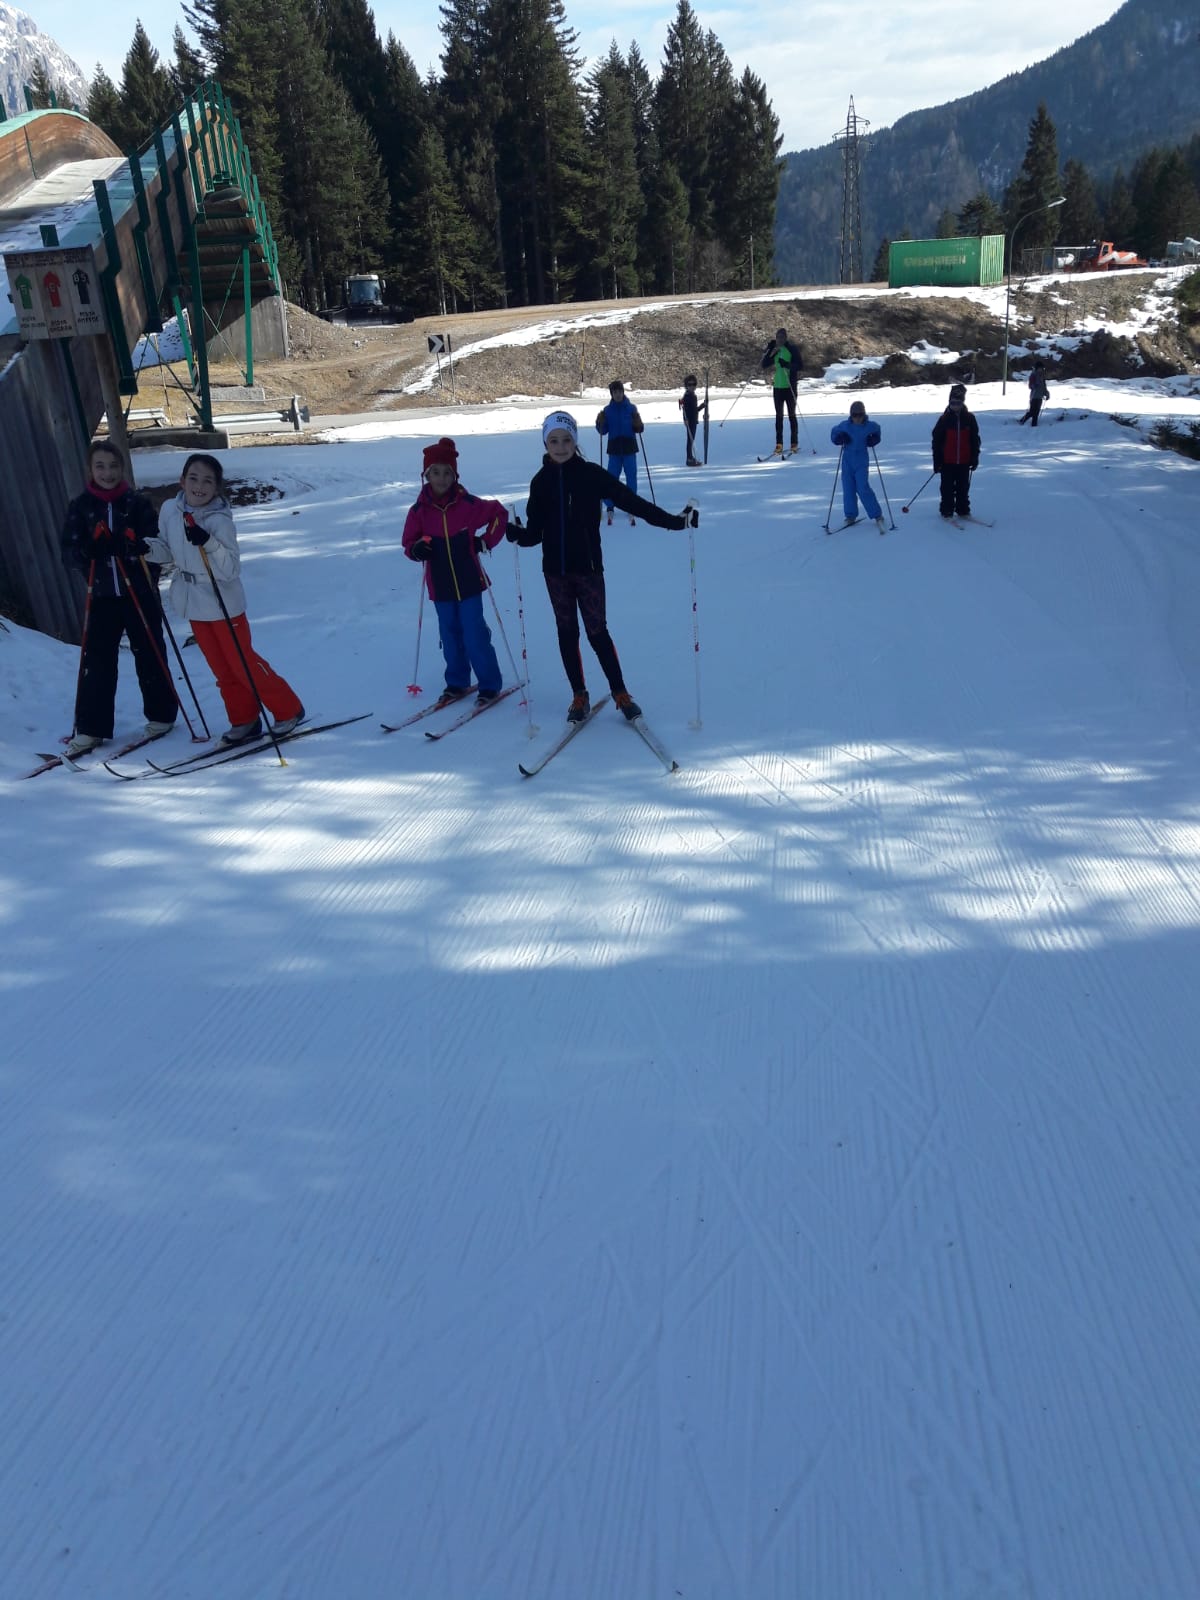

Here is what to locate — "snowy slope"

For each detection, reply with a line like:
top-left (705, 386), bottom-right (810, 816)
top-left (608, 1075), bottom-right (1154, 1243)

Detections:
top-left (2, 378), bottom-right (1199, 1599)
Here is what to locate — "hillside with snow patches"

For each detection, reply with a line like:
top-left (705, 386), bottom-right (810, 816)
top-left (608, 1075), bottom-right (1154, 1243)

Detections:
top-left (2, 319), bottom-right (1199, 1596)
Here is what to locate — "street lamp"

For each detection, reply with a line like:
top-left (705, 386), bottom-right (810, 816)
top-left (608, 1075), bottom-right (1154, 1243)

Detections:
top-left (1002, 195), bottom-right (1066, 394)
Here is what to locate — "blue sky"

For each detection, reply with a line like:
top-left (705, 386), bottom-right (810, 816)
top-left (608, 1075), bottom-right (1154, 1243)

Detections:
top-left (32, 0), bottom-right (1124, 153)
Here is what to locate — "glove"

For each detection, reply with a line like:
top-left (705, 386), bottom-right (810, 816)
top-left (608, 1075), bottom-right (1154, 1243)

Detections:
top-left (183, 514), bottom-right (209, 547)
top-left (90, 519), bottom-right (112, 558)
top-left (682, 501), bottom-right (699, 529)
top-left (408, 539), bottom-right (431, 561)
top-left (595, 413), bottom-right (605, 432)
top-left (506, 517), bottom-right (525, 542)
top-left (121, 526), bottom-right (149, 556)
top-left (832, 431), bottom-right (850, 446)
top-left (474, 535), bottom-right (487, 554)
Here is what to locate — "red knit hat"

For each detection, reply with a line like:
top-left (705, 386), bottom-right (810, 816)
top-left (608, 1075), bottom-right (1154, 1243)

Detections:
top-left (423, 437), bottom-right (458, 474)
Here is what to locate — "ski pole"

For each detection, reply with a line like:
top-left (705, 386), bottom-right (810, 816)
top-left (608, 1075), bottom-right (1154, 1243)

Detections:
top-left (901, 471), bottom-right (936, 514)
top-left (718, 376), bottom-right (754, 427)
top-left (483, 568), bottom-right (523, 692)
top-left (70, 557), bottom-right (97, 737)
top-left (687, 522), bottom-right (702, 730)
top-left (795, 399), bottom-right (817, 455)
top-left (408, 582), bottom-right (425, 696)
top-left (139, 554), bottom-right (211, 738)
top-left (196, 542), bottom-right (288, 767)
top-left (871, 447), bottom-right (896, 530)
top-left (822, 447), bottom-right (843, 532)
top-left (113, 554), bottom-right (202, 741)
top-left (510, 534), bottom-right (538, 738)
top-left (638, 433), bottom-right (656, 504)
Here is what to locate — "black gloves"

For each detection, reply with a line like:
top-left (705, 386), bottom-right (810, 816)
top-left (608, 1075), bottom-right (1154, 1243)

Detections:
top-left (90, 521), bottom-right (112, 558)
top-left (474, 535), bottom-right (487, 554)
top-left (506, 517), bottom-right (525, 542)
top-left (408, 540), bottom-right (431, 561)
top-left (183, 515), bottom-right (209, 547)
top-left (832, 431), bottom-right (850, 446)
top-left (680, 503), bottom-right (699, 529)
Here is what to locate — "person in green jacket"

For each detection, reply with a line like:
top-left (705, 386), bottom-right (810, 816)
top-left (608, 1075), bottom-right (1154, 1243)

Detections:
top-left (760, 327), bottom-right (802, 455)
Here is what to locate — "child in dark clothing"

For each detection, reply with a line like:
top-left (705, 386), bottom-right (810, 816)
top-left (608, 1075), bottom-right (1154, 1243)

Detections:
top-left (58, 439), bottom-right (177, 756)
top-left (932, 384), bottom-right (981, 519)
top-left (509, 411), bottom-right (698, 723)
top-left (1019, 363), bottom-right (1050, 427)
top-left (678, 374), bottom-right (706, 466)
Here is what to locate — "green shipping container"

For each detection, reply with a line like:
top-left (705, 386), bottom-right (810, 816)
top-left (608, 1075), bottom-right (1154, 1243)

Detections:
top-left (888, 234), bottom-right (1005, 288)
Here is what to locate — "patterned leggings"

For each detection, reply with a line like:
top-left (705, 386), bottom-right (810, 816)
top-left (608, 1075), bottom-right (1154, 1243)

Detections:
top-left (544, 572), bottom-right (626, 696)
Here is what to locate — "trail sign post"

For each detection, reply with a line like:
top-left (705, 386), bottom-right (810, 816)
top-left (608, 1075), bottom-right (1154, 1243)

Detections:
top-left (3, 246), bottom-right (107, 340)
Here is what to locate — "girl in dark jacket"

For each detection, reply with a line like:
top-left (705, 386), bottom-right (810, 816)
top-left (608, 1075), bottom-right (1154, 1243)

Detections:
top-left (931, 384), bottom-right (981, 519)
top-left (58, 439), bottom-right (177, 756)
top-left (510, 411), bottom-right (697, 722)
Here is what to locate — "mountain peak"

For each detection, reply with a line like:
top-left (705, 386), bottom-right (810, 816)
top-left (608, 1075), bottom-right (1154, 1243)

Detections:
top-left (1, 3), bottom-right (89, 117)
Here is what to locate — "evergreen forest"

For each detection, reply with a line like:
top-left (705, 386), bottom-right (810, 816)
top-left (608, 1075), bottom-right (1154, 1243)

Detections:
top-left (866, 104), bottom-right (1200, 282)
top-left (70, 0), bottom-right (784, 316)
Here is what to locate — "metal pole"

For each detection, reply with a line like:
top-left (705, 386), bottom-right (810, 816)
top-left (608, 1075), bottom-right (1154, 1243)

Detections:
top-left (1004, 196), bottom-right (1065, 395)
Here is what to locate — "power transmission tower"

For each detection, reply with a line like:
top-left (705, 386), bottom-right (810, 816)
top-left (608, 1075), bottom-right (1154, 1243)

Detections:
top-left (834, 97), bottom-right (869, 284)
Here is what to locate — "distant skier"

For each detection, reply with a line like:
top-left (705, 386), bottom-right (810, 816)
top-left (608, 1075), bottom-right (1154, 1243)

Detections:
top-left (760, 327), bottom-right (802, 455)
top-left (932, 383), bottom-right (981, 520)
top-left (508, 411), bottom-right (697, 724)
top-left (402, 437), bottom-right (508, 709)
top-left (1019, 362), bottom-right (1050, 427)
top-left (595, 379), bottom-right (644, 524)
top-left (678, 374), bottom-right (706, 466)
top-left (830, 401), bottom-right (885, 532)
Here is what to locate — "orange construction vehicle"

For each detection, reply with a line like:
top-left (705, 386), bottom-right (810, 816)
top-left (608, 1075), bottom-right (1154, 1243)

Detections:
top-left (1063, 240), bottom-right (1150, 272)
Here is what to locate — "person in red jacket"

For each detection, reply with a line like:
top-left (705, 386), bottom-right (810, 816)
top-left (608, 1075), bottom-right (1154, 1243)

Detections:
top-left (402, 438), bottom-right (508, 707)
top-left (931, 384), bottom-right (981, 519)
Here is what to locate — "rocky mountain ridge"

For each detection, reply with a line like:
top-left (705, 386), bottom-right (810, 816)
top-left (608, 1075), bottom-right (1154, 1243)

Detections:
top-left (1, 3), bottom-right (87, 117)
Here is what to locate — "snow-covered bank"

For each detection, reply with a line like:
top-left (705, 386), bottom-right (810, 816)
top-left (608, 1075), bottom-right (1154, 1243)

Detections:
top-left (3, 379), bottom-right (1199, 1599)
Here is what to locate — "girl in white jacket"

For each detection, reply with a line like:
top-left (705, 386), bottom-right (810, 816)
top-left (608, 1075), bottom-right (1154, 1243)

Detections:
top-left (148, 455), bottom-right (304, 745)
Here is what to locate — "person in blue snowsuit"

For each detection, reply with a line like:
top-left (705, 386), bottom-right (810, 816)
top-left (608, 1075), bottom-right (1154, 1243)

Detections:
top-left (830, 400), bottom-right (885, 530)
top-left (595, 380), bottom-right (644, 523)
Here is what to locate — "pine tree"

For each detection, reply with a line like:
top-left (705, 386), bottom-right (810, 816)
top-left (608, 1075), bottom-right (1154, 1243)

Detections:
top-left (956, 191), bottom-right (1003, 236)
top-left (411, 126), bottom-right (480, 313)
top-left (583, 44), bottom-right (643, 299)
top-left (439, 0), bottom-right (507, 304)
top-left (869, 236), bottom-right (891, 282)
top-left (1129, 148), bottom-right (1166, 258)
top-left (118, 21), bottom-right (176, 149)
top-left (1003, 102), bottom-right (1062, 264)
top-left (935, 207), bottom-right (958, 239)
top-left (170, 25), bottom-right (206, 100)
top-left (1101, 168), bottom-right (1137, 246)
top-left (1057, 158), bottom-right (1099, 248)
top-left (711, 67), bottom-right (781, 287)
top-left (1142, 151), bottom-right (1200, 257)
top-left (28, 59), bottom-right (57, 109)
top-left (87, 67), bottom-right (124, 142)
top-left (642, 159), bottom-right (690, 295)
top-left (654, 0), bottom-right (713, 288)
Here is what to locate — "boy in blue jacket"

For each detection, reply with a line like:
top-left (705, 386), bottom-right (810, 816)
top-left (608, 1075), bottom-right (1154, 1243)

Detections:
top-left (830, 400), bottom-right (885, 532)
top-left (596, 380), bottom-right (644, 524)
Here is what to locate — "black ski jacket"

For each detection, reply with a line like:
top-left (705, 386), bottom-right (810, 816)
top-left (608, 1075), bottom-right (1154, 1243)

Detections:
top-left (516, 453), bottom-right (686, 577)
top-left (60, 486), bottom-right (162, 601)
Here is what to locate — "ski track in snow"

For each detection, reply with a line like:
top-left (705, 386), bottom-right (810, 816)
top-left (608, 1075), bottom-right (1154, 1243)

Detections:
top-left (2, 385), bottom-right (1200, 1598)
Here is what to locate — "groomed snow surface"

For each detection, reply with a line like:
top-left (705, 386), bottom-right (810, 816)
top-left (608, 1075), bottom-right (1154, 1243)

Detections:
top-left (3, 378), bottom-right (1199, 1599)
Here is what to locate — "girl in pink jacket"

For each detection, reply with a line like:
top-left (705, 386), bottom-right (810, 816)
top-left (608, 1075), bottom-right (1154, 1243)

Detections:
top-left (402, 438), bottom-right (508, 707)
